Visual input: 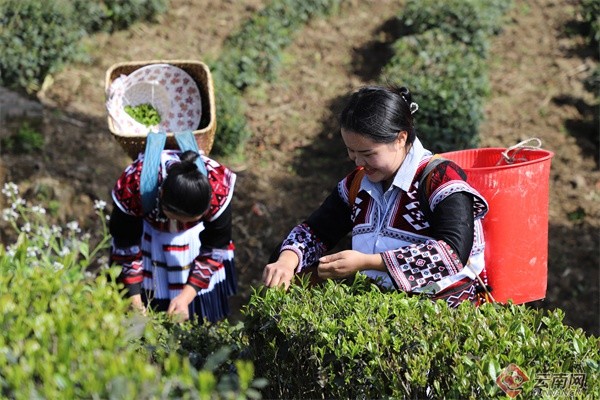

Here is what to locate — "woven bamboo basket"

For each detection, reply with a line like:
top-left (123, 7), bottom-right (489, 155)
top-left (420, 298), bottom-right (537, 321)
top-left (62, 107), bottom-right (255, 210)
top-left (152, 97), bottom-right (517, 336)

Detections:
top-left (105, 59), bottom-right (216, 159)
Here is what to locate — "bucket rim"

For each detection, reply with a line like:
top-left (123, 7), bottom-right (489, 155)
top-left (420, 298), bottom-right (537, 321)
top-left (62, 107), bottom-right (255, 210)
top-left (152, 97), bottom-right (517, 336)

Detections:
top-left (440, 147), bottom-right (555, 171)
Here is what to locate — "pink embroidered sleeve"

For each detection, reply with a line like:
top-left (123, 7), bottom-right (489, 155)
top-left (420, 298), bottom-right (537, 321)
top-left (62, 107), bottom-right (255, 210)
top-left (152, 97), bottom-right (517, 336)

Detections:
top-left (204, 157), bottom-right (236, 222)
top-left (112, 157), bottom-right (144, 217)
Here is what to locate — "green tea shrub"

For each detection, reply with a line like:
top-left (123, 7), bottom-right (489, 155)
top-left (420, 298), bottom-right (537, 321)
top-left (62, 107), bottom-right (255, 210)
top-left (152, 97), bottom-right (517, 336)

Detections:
top-left (210, 0), bottom-right (345, 156)
top-left (0, 183), bottom-right (262, 399)
top-left (209, 61), bottom-right (253, 157)
top-left (161, 317), bottom-right (270, 398)
top-left (0, 122), bottom-right (45, 154)
top-left (243, 275), bottom-right (599, 399)
top-left (72, 0), bottom-right (168, 33)
top-left (222, 0), bottom-right (344, 90)
top-left (402, 0), bottom-right (513, 56)
top-left (382, 29), bottom-right (489, 152)
top-left (0, 0), bottom-right (85, 92)
top-left (0, 0), bottom-right (168, 93)
top-left (581, 0), bottom-right (600, 46)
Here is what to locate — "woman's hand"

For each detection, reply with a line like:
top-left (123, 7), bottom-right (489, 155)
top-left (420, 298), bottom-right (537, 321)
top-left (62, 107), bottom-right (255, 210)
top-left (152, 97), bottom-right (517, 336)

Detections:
top-left (130, 294), bottom-right (147, 315)
top-left (167, 285), bottom-right (197, 321)
top-left (262, 250), bottom-right (299, 290)
top-left (318, 250), bottom-right (385, 279)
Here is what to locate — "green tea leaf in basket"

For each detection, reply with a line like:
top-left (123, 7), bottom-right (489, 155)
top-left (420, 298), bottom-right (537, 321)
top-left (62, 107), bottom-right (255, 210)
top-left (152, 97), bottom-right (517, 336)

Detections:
top-left (124, 103), bottom-right (161, 127)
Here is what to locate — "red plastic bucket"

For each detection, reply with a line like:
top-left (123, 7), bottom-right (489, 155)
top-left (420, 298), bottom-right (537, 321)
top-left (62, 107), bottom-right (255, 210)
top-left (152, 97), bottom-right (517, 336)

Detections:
top-left (440, 147), bottom-right (554, 304)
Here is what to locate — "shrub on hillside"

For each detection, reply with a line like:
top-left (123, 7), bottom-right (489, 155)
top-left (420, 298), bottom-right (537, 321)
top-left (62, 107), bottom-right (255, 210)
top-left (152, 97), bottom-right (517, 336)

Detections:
top-left (240, 275), bottom-right (599, 399)
top-left (402, 0), bottom-right (513, 56)
top-left (71, 0), bottom-right (168, 33)
top-left (0, 0), bottom-right (168, 93)
top-left (209, 61), bottom-right (253, 156)
top-left (0, 0), bottom-right (85, 92)
top-left (222, 0), bottom-right (344, 90)
top-left (580, 0), bottom-right (600, 46)
top-left (382, 29), bottom-right (489, 152)
top-left (210, 0), bottom-right (345, 156)
top-left (0, 183), bottom-right (262, 399)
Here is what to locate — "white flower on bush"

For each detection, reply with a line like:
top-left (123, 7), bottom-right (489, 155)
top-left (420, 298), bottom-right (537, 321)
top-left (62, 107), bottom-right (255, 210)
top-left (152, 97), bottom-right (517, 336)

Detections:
top-left (1, 208), bottom-right (18, 222)
top-left (97, 255), bottom-right (110, 269)
top-left (1, 182), bottom-right (18, 197)
top-left (27, 247), bottom-right (38, 258)
top-left (36, 226), bottom-right (52, 245)
top-left (66, 221), bottom-right (81, 233)
top-left (11, 198), bottom-right (26, 209)
top-left (94, 199), bottom-right (107, 211)
top-left (1, 180), bottom-right (112, 275)
top-left (31, 205), bottom-right (46, 215)
top-left (6, 245), bottom-right (17, 258)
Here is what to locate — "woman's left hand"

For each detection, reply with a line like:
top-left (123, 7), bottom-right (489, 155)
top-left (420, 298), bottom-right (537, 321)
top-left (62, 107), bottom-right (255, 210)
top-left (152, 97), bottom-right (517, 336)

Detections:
top-left (318, 250), bottom-right (384, 279)
top-left (167, 285), bottom-right (197, 321)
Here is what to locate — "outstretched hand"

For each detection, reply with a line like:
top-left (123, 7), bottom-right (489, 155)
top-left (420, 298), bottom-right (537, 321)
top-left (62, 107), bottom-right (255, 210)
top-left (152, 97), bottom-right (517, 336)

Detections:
top-left (167, 285), bottom-right (197, 322)
top-left (318, 250), bottom-right (385, 279)
top-left (262, 250), bottom-right (299, 290)
top-left (130, 294), bottom-right (147, 316)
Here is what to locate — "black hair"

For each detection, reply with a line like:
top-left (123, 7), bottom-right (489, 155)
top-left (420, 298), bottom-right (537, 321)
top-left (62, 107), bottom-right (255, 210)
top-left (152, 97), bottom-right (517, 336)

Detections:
top-left (160, 150), bottom-right (211, 217)
top-left (339, 85), bottom-right (417, 145)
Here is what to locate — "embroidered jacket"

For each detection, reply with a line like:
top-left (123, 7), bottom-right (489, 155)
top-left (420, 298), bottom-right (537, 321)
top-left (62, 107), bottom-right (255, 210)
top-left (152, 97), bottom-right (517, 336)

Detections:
top-left (281, 138), bottom-right (488, 297)
top-left (110, 150), bottom-right (236, 295)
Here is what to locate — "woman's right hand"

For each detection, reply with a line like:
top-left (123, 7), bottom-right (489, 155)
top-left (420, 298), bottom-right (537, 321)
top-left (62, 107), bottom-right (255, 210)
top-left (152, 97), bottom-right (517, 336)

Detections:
top-left (262, 250), bottom-right (299, 290)
top-left (130, 294), bottom-right (147, 315)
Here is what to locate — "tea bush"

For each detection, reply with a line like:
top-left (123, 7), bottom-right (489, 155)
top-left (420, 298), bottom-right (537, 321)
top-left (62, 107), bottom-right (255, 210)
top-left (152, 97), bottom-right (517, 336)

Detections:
top-left (209, 59), bottom-right (253, 157)
top-left (211, 0), bottom-right (346, 156)
top-left (241, 275), bottom-right (599, 399)
top-left (382, 29), bottom-right (488, 152)
top-left (581, 0), bottom-right (600, 45)
top-left (402, 0), bottom-right (513, 56)
top-left (0, 122), bottom-right (45, 154)
top-left (380, 0), bottom-right (513, 152)
top-left (0, 0), bottom-right (85, 93)
top-left (0, 183), bottom-right (262, 399)
top-left (221, 0), bottom-right (344, 90)
top-left (0, 0), bottom-right (168, 93)
top-left (72, 0), bottom-right (168, 33)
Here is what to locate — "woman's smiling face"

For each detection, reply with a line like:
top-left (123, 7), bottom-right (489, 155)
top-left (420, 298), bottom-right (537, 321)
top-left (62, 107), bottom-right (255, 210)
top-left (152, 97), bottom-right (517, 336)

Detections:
top-left (341, 128), bottom-right (408, 186)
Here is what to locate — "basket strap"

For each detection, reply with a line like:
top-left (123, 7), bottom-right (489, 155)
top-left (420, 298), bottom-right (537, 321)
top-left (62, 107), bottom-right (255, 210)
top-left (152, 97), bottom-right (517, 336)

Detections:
top-left (174, 130), bottom-right (207, 176)
top-left (140, 131), bottom-right (167, 215)
top-left (418, 154), bottom-right (450, 219)
top-left (348, 168), bottom-right (365, 207)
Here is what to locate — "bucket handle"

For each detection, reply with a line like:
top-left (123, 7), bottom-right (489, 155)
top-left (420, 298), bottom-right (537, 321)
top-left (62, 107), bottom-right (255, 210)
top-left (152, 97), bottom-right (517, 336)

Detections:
top-left (497, 137), bottom-right (543, 165)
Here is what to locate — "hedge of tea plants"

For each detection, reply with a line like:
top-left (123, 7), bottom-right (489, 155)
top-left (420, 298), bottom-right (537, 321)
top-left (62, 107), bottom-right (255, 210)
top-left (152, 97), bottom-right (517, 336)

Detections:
top-left (209, 0), bottom-right (346, 156)
top-left (381, 0), bottom-right (513, 152)
top-left (0, 0), bottom-right (168, 93)
top-left (235, 275), bottom-right (599, 399)
top-left (0, 184), bottom-right (263, 399)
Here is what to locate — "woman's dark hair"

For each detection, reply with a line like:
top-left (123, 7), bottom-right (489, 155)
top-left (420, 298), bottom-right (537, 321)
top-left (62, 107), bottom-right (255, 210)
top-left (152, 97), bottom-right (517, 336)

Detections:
top-left (339, 85), bottom-right (417, 145)
top-left (160, 150), bottom-right (211, 217)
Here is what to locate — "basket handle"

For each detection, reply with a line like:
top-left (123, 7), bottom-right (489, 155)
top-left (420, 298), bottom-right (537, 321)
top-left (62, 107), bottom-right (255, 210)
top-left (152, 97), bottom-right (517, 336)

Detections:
top-left (497, 138), bottom-right (543, 165)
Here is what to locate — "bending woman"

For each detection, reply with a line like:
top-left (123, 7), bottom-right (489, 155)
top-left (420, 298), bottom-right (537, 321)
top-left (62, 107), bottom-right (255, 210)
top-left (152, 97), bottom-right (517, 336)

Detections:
top-left (263, 85), bottom-right (489, 306)
top-left (110, 149), bottom-right (237, 322)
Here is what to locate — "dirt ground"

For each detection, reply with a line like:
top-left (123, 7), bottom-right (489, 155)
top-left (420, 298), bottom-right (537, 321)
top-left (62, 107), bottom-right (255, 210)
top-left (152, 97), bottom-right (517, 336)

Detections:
top-left (1, 0), bottom-right (598, 335)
